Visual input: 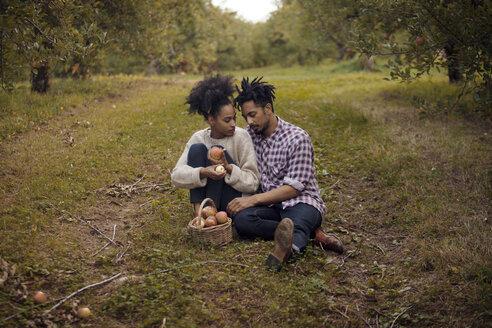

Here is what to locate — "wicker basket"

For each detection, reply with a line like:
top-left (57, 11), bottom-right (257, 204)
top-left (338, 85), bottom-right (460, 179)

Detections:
top-left (187, 198), bottom-right (232, 246)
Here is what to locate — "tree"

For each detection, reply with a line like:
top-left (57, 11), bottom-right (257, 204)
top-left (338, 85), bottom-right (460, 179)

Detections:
top-left (0, 0), bottom-right (110, 92)
top-left (296, 0), bottom-right (361, 62)
top-left (351, 0), bottom-right (492, 112)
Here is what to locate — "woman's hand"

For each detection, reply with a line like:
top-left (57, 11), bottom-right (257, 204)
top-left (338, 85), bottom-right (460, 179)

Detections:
top-left (200, 165), bottom-right (227, 181)
top-left (207, 148), bottom-right (233, 174)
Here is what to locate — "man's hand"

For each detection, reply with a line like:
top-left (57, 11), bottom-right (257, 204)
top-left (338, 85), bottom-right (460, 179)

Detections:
top-left (200, 165), bottom-right (226, 181)
top-left (227, 196), bottom-right (258, 217)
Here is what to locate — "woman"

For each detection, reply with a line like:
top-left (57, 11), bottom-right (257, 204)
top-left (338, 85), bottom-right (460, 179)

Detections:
top-left (171, 74), bottom-right (260, 217)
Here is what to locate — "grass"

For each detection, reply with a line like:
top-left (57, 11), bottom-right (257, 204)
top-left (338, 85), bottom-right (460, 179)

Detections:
top-left (0, 61), bottom-right (491, 327)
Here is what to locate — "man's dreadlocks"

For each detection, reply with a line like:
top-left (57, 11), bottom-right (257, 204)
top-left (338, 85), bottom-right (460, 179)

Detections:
top-left (233, 77), bottom-right (276, 112)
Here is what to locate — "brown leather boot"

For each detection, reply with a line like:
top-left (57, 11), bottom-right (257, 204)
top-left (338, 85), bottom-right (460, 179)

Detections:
top-left (314, 227), bottom-right (344, 254)
top-left (266, 218), bottom-right (294, 272)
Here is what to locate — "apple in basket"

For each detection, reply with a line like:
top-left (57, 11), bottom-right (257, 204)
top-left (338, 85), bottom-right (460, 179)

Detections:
top-left (201, 205), bottom-right (217, 219)
top-left (216, 211), bottom-right (228, 224)
top-left (194, 217), bottom-right (205, 228)
top-left (204, 216), bottom-right (217, 227)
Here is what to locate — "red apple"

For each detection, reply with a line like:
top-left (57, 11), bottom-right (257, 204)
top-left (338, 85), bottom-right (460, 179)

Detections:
top-left (345, 47), bottom-right (352, 53)
top-left (383, 33), bottom-right (390, 40)
top-left (204, 216), bottom-right (217, 227)
top-left (33, 291), bottom-right (47, 304)
top-left (415, 37), bottom-right (425, 46)
top-left (201, 205), bottom-right (217, 219)
top-left (209, 146), bottom-right (223, 160)
top-left (216, 211), bottom-right (228, 224)
top-left (215, 165), bottom-right (225, 173)
top-left (77, 307), bottom-right (91, 319)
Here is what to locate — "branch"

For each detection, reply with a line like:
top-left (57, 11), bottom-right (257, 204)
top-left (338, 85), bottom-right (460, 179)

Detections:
top-left (389, 306), bottom-right (413, 328)
top-left (43, 273), bottom-right (122, 316)
top-left (24, 18), bottom-right (56, 45)
top-left (64, 211), bottom-right (119, 246)
top-left (91, 224), bottom-right (117, 257)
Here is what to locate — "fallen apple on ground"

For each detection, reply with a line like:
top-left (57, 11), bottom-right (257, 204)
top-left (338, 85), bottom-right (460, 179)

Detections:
top-left (33, 291), bottom-right (47, 304)
top-left (216, 211), bottom-right (228, 224)
top-left (77, 307), bottom-right (91, 319)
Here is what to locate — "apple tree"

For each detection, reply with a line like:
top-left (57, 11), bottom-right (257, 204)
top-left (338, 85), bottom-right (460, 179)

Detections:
top-left (0, 0), bottom-right (110, 92)
top-left (351, 0), bottom-right (491, 113)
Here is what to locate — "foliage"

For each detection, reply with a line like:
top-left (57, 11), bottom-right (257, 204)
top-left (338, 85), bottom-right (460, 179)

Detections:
top-left (351, 0), bottom-right (492, 114)
top-left (0, 0), bottom-right (110, 91)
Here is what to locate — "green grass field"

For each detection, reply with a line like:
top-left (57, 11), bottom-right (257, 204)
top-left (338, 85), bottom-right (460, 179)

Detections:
top-left (1, 61), bottom-right (491, 327)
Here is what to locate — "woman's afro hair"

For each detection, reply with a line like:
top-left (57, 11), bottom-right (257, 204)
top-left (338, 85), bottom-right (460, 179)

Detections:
top-left (185, 74), bottom-right (235, 119)
top-left (233, 76), bottom-right (276, 112)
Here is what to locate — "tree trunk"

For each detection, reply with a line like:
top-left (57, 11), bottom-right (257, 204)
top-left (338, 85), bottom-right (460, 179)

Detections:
top-left (337, 44), bottom-right (345, 62)
top-left (444, 41), bottom-right (462, 83)
top-left (31, 61), bottom-right (50, 93)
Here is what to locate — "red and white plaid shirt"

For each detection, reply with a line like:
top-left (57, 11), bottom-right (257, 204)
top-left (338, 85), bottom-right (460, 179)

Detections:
top-left (247, 116), bottom-right (327, 216)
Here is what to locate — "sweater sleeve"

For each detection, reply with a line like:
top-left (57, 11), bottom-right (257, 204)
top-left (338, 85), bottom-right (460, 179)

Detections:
top-left (170, 133), bottom-right (208, 189)
top-left (224, 130), bottom-right (260, 194)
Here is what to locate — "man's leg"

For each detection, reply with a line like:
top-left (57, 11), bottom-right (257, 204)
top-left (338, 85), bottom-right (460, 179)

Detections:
top-left (233, 205), bottom-right (281, 240)
top-left (280, 203), bottom-right (322, 253)
top-left (234, 205), bottom-right (295, 272)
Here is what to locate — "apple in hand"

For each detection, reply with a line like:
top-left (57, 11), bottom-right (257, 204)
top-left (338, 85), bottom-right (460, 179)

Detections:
top-left (215, 165), bottom-right (225, 173)
top-left (209, 146), bottom-right (223, 160)
top-left (204, 216), bottom-right (217, 227)
top-left (201, 205), bottom-right (217, 219)
top-left (216, 211), bottom-right (228, 224)
top-left (33, 291), bottom-right (47, 304)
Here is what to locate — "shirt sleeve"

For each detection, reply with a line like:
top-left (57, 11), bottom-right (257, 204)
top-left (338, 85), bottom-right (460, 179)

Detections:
top-left (283, 135), bottom-right (315, 192)
top-left (224, 130), bottom-right (260, 194)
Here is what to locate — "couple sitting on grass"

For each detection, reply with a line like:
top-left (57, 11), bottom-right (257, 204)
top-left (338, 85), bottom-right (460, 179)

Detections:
top-left (171, 74), bottom-right (343, 271)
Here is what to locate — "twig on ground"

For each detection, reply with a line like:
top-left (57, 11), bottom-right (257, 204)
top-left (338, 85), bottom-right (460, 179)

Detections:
top-left (159, 261), bottom-right (249, 273)
top-left (64, 211), bottom-right (118, 246)
top-left (361, 316), bottom-right (373, 328)
top-left (140, 199), bottom-right (154, 207)
top-left (334, 307), bottom-right (350, 319)
top-left (43, 273), bottom-right (122, 316)
top-left (114, 243), bottom-right (131, 263)
top-left (92, 224), bottom-right (117, 257)
top-left (329, 179), bottom-right (340, 189)
top-left (110, 200), bottom-right (122, 206)
top-left (389, 306), bottom-right (413, 328)
top-left (133, 183), bottom-right (167, 192)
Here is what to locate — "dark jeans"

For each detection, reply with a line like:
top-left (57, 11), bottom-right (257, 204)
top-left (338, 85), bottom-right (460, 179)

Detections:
top-left (233, 202), bottom-right (322, 251)
top-left (188, 143), bottom-right (241, 212)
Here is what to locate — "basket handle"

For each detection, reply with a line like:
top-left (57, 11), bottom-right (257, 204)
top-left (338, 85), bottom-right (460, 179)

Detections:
top-left (197, 197), bottom-right (216, 219)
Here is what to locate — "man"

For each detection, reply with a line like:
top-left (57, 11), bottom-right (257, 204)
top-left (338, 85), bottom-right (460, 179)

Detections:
top-left (227, 77), bottom-right (343, 271)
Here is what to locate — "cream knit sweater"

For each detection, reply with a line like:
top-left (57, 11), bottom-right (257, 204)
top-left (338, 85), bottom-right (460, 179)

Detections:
top-left (171, 127), bottom-right (260, 196)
